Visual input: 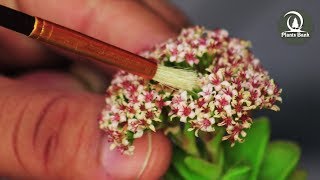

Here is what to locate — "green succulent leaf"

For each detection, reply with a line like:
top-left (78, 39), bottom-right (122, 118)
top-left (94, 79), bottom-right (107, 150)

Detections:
top-left (181, 123), bottom-right (199, 156)
top-left (203, 128), bottom-right (225, 178)
top-left (166, 117), bottom-right (306, 180)
top-left (184, 156), bottom-right (222, 179)
top-left (163, 165), bottom-right (184, 180)
top-left (126, 131), bottom-right (134, 144)
top-left (258, 141), bottom-right (301, 180)
top-left (172, 147), bottom-right (205, 180)
top-left (223, 117), bottom-right (270, 180)
top-left (222, 165), bottom-right (251, 180)
top-left (206, 128), bottom-right (225, 163)
top-left (196, 52), bottom-right (214, 73)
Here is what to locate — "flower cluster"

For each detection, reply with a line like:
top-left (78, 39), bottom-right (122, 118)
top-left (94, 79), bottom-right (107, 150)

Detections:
top-left (99, 26), bottom-right (282, 155)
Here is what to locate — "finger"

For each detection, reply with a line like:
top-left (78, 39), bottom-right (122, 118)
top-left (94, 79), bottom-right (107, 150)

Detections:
top-left (141, 0), bottom-right (191, 30)
top-left (18, 63), bottom-right (111, 93)
top-left (0, 0), bottom-right (177, 68)
top-left (0, 25), bottom-right (51, 70)
top-left (0, 76), bottom-right (172, 179)
top-left (0, 1), bottom-right (50, 68)
top-left (17, 70), bottom-right (89, 92)
top-left (102, 131), bottom-right (172, 179)
top-left (16, 0), bottom-right (176, 51)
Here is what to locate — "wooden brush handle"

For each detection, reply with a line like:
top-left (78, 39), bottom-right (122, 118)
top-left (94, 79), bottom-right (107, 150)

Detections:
top-left (0, 5), bottom-right (157, 79)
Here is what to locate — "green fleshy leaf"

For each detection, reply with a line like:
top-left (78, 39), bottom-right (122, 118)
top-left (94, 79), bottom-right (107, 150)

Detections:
top-left (258, 141), bottom-right (301, 180)
top-left (172, 147), bottom-right (205, 180)
top-left (126, 131), bottom-right (134, 144)
top-left (164, 56), bottom-right (193, 69)
top-left (188, 90), bottom-right (200, 100)
top-left (200, 128), bottom-right (225, 178)
top-left (222, 165), bottom-right (251, 180)
top-left (163, 165), bottom-right (184, 180)
top-left (289, 169), bottom-right (308, 180)
top-left (197, 52), bottom-right (214, 73)
top-left (181, 123), bottom-right (199, 156)
top-left (184, 156), bottom-right (221, 179)
top-left (206, 128), bottom-right (225, 163)
top-left (223, 117), bottom-right (270, 180)
top-left (217, 147), bottom-right (225, 174)
top-left (180, 61), bottom-right (193, 69)
top-left (196, 134), bottom-right (211, 160)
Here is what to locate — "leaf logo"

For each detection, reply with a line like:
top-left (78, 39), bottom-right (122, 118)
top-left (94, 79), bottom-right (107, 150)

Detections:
top-left (280, 10), bottom-right (311, 41)
top-left (284, 11), bottom-right (305, 33)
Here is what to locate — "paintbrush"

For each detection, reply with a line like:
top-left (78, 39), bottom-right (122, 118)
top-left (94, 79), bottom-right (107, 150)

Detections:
top-left (0, 5), bottom-right (198, 91)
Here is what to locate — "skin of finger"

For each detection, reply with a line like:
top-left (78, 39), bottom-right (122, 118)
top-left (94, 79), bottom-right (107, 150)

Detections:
top-left (141, 0), bottom-right (191, 29)
top-left (7, 71), bottom-right (170, 179)
top-left (0, 77), bottom-right (105, 179)
top-left (0, 77), bottom-right (172, 179)
top-left (13, 0), bottom-right (176, 53)
top-left (18, 70), bottom-right (89, 92)
top-left (0, 28), bottom-right (49, 68)
top-left (0, 1), bottom-right (48, 67)
top-left (101, 132), bottom-right (172, 180)
top-left (0, 0), bottom-right (18, 8)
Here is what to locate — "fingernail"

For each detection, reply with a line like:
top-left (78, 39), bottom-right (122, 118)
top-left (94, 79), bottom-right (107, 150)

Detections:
top-left (100, 132), bottom-right (152, 179)
top-left (100, 132), bottom-right (172, 179)
top-left (136, 132), bottom-right (172, 180)
top-left (137, 133), bottom-right (153, 179)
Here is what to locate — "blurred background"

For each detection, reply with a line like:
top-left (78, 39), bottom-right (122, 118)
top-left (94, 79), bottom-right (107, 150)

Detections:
top-left (170, 0), bottom-right (319, 179)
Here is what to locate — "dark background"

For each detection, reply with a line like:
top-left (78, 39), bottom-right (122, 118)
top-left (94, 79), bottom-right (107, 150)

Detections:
top-left (170, 0), bottom-right (319, 179)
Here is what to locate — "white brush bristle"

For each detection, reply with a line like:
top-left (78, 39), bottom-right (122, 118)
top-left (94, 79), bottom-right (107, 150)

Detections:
top-left (153, 65), bottom-right (199, 91)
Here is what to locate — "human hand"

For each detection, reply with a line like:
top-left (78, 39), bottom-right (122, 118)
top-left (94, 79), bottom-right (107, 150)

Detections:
top-left (0, 0), bottom-right (188, 179)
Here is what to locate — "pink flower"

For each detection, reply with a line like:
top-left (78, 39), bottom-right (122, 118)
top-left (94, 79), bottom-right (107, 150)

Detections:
top-left (185, 52), bottom-right (199, 66)
top-left (177, 103), bottom-right (196, 122)
top-left (189, 114), bottom-right (215, 136)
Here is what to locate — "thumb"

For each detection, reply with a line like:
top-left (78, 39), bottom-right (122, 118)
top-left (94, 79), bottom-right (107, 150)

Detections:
top-left (0, 75), bottom-right (171, 179)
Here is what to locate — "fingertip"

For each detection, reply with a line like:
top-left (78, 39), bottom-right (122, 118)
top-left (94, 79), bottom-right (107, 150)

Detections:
top-left (139, 132), bottom-right (172, 180)
top-left (101, 132), bottom-right (172, 179)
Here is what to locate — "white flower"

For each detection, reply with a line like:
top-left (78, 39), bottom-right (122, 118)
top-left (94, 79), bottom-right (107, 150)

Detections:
top-left (198, 84), bottom-right (215, 101)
